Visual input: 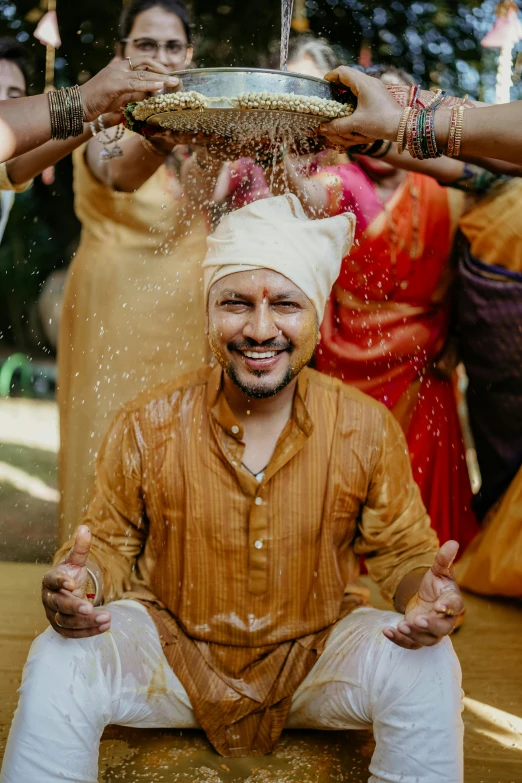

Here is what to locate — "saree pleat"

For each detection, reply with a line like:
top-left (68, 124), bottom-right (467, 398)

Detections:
top-left (316, 167), bottom-right (478, 549)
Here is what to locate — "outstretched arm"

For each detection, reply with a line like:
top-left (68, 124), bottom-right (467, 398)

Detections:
top-left (321, 66), bottom-right (522, 167)
top-left (371, 147), bottom-right (516, 192)
top-left (0, 58), bottom-right (179, 164)
top-left (53, 408), bottom-right (148, 605)
top-left (356, 409), bottom-right (464, 649)
top-left (5, 122), bottom-right (111, 186)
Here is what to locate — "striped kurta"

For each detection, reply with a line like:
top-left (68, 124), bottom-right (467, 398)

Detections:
top-left (56, 365), bottom-right (438, 756)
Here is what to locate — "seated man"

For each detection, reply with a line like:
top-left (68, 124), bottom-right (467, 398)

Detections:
top-left (1, 195), bottom-right (464, 783)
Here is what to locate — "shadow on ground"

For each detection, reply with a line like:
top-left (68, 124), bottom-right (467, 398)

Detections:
top-left (0, 442), bottom-right (57, 562)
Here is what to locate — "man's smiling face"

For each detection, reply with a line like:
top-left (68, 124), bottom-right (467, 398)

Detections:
top-left (207, 268), bottom-right (319, 399)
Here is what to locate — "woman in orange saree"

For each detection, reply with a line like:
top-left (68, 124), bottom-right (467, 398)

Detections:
top-left (313, 156), bottom-right (479, 550)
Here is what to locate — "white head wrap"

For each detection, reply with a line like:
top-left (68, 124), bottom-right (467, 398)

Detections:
top-left (202, 194), bottom-right (356, 320)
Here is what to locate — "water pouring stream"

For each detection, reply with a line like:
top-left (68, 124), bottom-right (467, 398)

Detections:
top-left (280, 0), bottom-right (295, 71)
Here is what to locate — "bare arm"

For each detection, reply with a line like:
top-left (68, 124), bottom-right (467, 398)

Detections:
top-left (376, 145), bottom-right (466, 182)
top-left (371, 145), bottom-right (515, 196)
top-left (435, 103), bottom-right (522, 167)
top-left (85, 132), bottom-right (166, 191)
top-left (0, 94), bottom-right (53, 163)
top-left (85, 129), bottom-right (230, 194)
top-left (283, 155), bottom-right (329, 215)
top-left (0, 58), bottom-right (179, 164)
top-left (5, 120), bottom-right (119, 185)
top-left (321, 66), bottom-right (522, 167)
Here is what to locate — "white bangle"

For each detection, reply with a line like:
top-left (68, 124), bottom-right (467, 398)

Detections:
top-left (86, 567), bottom-right (102, 605)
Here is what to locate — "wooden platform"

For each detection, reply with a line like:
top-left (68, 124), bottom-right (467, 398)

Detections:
top-left (1, 562), bottom-right (521, 782)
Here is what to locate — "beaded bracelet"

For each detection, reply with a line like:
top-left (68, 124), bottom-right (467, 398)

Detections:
top-left (418, 109), bottom-right (430, 159)
top-left (48, 86), bottom-right (85, 140)
top-left (66, 85), bottom-right (84, 137)
top-left (48, 90), bottom-right (66, 140)
top-left (407, 109), bottom-right (423, 159)
top-left (425, 109), bottom-right (443, 159)
top-left (405, 107), bottom-right (443, 160)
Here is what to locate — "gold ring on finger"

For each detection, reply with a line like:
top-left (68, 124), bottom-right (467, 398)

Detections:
top-left (54, 611), bottom-right (65, 629)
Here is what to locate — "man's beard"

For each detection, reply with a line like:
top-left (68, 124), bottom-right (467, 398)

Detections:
top-left (225, 337), bottom-right (296, 399)
top-left (227, 361), bottom-right (295, 399)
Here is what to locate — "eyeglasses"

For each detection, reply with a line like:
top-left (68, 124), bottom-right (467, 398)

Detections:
top-left (121, 38), bottom-right (189, 57)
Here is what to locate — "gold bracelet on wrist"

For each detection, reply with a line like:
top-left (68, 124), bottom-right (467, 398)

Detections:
top-left (447, 105), bottom-right (465, 158)
top-left (446, 106), bottom-right (458, 157)
top-left (396, 106), bottom-right (411, 155)
top-left (453, 105), bottom-right (465, 158)
top-left (140, 135), bottom-right (169, 158)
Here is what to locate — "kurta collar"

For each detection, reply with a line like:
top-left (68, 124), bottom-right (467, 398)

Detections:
top-left (206, 364), bottom-right (314, 442)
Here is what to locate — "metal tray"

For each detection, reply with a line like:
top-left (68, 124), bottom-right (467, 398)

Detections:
top-left (144, 67), bottom-right (355, 153)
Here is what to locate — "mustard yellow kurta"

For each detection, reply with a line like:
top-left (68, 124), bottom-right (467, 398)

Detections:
top-left (454, 179), bottom-right (522, 598)
top-left (56, 365), bottom-right (439, 756)
top-left (455, 463), bottom-right (522, 598)
top-left (58, 146), bottom-right (209, 542)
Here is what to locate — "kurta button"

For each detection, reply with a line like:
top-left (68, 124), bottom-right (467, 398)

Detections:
top-left (231, 425), bottom-right (240, 434)
top-left (255, 497), bottom-right (262, 505)
top-left (254, 540), bottom-right (263, 549)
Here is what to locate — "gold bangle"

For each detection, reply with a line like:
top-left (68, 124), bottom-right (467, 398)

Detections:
top-left (140, 135), bottom-right (168, 158)
top-left (453, 105), bottom-right (465, 158)
top-left (446, 106), bottom-right (458, 157)
top-left (396, 106), bottom-right (411, 154)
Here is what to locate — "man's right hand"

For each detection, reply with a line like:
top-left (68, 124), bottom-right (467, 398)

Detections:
top-left (42, 525), bottom-right (111, 638)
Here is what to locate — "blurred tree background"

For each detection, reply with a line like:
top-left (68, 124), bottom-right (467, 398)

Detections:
top-left (0, 0), bottom-right (520, 353)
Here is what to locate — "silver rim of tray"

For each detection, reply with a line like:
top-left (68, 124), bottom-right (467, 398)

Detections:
top-left (166, 67), bottom-right (354, 104)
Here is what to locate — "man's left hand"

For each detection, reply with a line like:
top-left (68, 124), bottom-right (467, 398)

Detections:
top-left (383, 541), bottom-right (464, 650)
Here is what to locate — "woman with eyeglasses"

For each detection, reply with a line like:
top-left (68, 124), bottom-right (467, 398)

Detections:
top-left (57, 0), bottom-right (212, 542)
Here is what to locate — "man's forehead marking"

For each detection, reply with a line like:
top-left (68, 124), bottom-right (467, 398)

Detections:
top-left (218, 287), bottom-right (303, 299)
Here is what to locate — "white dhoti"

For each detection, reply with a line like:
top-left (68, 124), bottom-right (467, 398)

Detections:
top-left (0, 601), bottom-right (463, 783)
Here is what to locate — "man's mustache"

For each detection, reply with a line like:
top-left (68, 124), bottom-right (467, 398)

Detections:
top-left (228, 339), bottom-right (293, 353)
